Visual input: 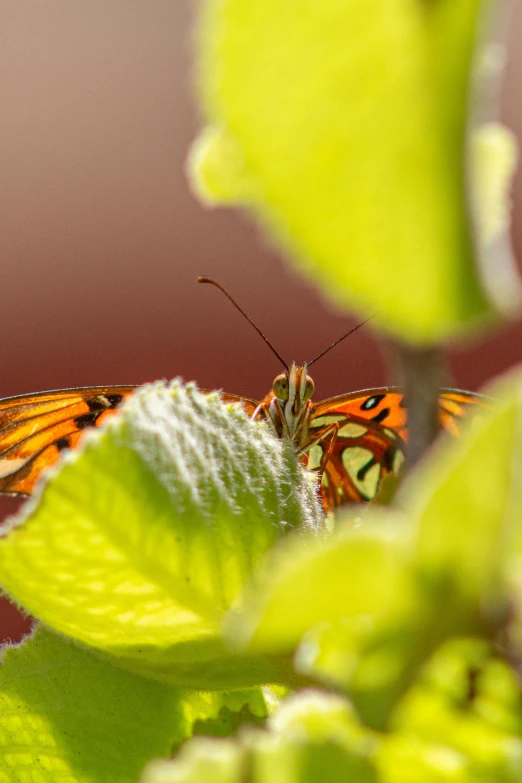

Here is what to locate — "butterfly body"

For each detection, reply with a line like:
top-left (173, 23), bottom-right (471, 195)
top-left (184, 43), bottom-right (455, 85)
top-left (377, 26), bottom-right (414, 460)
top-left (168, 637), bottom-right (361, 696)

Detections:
top-left (0, 371), bottom-right (484, 509)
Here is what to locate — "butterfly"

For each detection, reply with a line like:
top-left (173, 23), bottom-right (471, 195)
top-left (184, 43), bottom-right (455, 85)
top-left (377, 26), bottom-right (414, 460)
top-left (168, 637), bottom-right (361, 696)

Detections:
top-left (0, 369), bottom-right (483, 510)
top-left (0, 278), bottom-right (485, 510)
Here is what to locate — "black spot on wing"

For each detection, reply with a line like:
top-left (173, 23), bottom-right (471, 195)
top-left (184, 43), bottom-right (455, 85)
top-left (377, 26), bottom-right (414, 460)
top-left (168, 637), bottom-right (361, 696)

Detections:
top-left (85, 397), bottom-right (106, 413)
top-left (55, 437), bottom-right (70, 452)
top-left (75, 412), bottom-right (99, 430)
top-left (383, 446), bottom-right (396, 471)
top-left (371, 407), bottom-right (390, 424)
top-left (356, 444), bottom-right (399, 483)
top-left (361, 395), bottom-right (385, 411)
top-left (104, 394), bottom-right (124, 408)
top-left (356, 456), bottom-right (377, 481)
top-left (85, 394), bottom-right (123, 413)
top-left (75, 393), bottom-right (125, 430)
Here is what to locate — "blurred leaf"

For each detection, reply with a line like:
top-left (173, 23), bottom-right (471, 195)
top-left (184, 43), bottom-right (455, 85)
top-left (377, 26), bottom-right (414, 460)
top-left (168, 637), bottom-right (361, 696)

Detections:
top-left (142, 739), bottom-right (244, 783)
top-left (141, 690), bottom-right (378, 783)
top-left (227, 513), bottom-right (429, 728)
top-left (0, 381), bottom-right (323, 689)
top-left (376, 737), bottom-right (474, 783)
top-left (382, 639), bottom-right (522, 783)
top-left (141, 681), bottom-right (522, 783)
top-left (469, 30), bottom-right (521, 315)
top-left (190, 0), bottom-right (521, 341)
top-left (406, 373), bottom-right (522, 612)
top-left (189, 689), bottom-right (269, 745)
top-left (471, 123), bottom-right (518, 251)
top-left (329, 373), bottom-right (522, 725)
top-left (228, 513), bottom-right (414, 655)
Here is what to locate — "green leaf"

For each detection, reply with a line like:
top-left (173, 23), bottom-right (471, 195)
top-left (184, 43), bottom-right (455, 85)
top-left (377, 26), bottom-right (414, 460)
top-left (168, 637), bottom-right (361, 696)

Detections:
top-left (0, 627), bottom-right (223, 783)
top-left (140, 680), bottom-right (522, 783)
top-left (227, 513), bottom-right (427, 728)
top-left (141, 690), bottom-right (378, 783)
top-left (406, 374), bottom-right (522, 611)
top-left (190, 0), bottom-right (521, 342)
top-left (141, 739), bottom-right (244, 783)
top-left (187, 688), bottom-right (269, 745)
top-left (376, 738), bottom-right (475, 783)
top-left (381, 639), bottom-right (522, 783)
top-left (0, 382), bottom-right (323, 689)
top-left (228, 513), bottom-right (414, 654)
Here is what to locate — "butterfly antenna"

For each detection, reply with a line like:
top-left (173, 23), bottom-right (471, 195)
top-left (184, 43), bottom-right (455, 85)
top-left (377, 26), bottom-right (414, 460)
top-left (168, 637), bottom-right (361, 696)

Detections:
top-left (307, 316), bottom-right (373, 367)
top-left (197, 276), bottom-right (289, 371)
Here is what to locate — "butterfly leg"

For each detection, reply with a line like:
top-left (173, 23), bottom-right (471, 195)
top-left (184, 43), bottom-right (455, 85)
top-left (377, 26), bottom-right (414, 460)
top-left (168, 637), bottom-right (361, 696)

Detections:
top-left (252, 399), bottom-right (293, 440)
top-left (301, 421), bottom-right (340, 474)
top-left (252, 402), bottom-right (267, 425)
top-left (317, 423), bottom-right (340, 474)
top-left (252, 402), bottom-right (276, 436)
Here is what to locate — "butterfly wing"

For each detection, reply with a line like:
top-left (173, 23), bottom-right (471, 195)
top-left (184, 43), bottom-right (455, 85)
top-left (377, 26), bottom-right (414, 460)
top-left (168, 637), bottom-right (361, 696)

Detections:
top-left (0, 386), bottom-right (261, 496)
top-left (437, 390), bottom-right (486, 437)
top-left (308, 388), bottom-right (486, 508)
top-left (0, 386), bottom-right (137, 495)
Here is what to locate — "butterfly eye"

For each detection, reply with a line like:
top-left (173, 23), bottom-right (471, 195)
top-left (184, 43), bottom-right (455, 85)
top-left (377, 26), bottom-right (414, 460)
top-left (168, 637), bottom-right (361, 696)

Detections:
top-left (303, 376), bottom-right (315, 401)
top-left (272, 374), bottom-right (290, 400)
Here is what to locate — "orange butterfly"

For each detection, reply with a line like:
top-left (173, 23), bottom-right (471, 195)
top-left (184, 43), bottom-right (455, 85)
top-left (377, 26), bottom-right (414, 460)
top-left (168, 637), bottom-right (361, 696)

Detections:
top-left (0, 376), bottom-right (483, 509)
top-left (0, 279), bottom-right (485, 509)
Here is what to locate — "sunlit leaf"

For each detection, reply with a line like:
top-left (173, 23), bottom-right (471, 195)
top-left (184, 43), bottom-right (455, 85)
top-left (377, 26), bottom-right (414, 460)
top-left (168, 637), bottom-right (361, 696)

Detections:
top-left (0, 627), bottom-right (224, 783)
top-left (0, 381), bottom-right (322, 688)
top-left (190, 0), bottom-right (521, 341)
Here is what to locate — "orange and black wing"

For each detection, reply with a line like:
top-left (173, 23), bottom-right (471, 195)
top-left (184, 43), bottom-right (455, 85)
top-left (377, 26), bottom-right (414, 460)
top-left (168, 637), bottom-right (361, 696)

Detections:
top-left (308, 388), bottom-right (486, 508)
top-left (0, 386), bottom-right (136, 496)
top-left (0, 386), bottom-right (261, 497)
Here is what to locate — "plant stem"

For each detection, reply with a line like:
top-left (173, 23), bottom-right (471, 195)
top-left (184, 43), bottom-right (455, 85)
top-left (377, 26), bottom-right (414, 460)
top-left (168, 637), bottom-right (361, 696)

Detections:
top-left (391, 343), bottom-right (446, 466)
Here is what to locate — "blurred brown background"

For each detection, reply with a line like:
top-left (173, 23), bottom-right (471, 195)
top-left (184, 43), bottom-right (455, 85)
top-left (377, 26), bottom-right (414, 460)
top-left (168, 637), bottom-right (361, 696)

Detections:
top-left (0, 1), bottom-right (521, 640)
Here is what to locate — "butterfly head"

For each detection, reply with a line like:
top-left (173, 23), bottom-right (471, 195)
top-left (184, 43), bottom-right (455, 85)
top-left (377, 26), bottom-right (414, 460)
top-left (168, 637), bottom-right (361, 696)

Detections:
top-left (272, 363), bottom-right (314, 404)
top-left (269, 362), bottom-right (314, 439)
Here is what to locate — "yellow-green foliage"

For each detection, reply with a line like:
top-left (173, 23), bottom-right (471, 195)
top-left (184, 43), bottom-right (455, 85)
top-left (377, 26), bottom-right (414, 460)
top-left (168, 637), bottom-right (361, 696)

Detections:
top-left (190, 0), bottom-right (520, 341)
